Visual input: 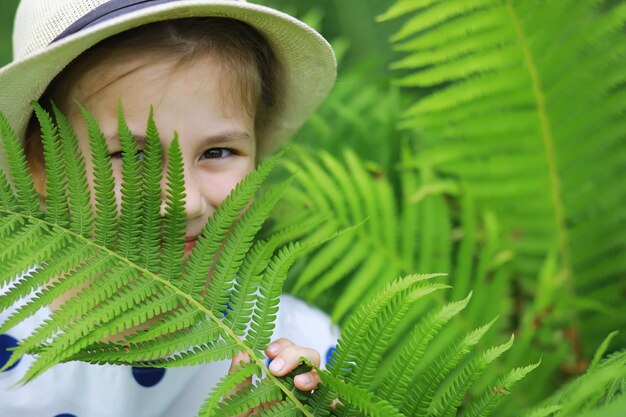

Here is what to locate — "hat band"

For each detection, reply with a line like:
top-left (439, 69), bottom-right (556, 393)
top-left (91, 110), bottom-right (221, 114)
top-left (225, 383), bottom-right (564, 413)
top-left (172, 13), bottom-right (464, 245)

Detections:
top-left (51, 0), bottom-right (180, 44)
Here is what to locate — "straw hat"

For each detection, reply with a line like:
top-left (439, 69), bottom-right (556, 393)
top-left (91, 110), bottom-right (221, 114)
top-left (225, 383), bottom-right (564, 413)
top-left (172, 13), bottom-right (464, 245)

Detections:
top-left (0, 0), bottom-right (336, 166)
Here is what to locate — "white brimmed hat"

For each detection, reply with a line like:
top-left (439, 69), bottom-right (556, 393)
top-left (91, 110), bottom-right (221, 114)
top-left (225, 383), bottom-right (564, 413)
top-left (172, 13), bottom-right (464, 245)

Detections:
top-left (0, 0), bottom-right (336, 162)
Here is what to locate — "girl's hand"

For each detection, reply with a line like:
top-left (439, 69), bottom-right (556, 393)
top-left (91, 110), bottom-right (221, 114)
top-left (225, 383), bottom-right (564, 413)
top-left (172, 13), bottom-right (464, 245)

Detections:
top-left (225, 338), bottom-right (322, 415)
top-left (265, 338), bottom-right (321, 391)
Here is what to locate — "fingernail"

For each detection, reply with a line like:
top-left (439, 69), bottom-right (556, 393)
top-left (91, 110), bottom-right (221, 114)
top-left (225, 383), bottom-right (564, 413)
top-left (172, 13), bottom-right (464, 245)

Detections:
top-left (297, 373), bottom-right (312, 386)
top-left (269, 358), bottom-right (284, 373)
top-left (267, 344), bottom-right (280, 355)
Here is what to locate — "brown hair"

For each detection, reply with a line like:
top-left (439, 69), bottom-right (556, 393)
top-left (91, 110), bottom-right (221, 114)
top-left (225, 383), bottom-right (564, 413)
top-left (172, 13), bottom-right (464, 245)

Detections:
top-left (27, 17), bottom-right (283, 157)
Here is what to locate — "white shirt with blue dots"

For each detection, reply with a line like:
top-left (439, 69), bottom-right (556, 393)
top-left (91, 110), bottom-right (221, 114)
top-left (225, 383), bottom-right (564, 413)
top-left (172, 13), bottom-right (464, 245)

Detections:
top-left (0, 291), bottom-right (340, 417)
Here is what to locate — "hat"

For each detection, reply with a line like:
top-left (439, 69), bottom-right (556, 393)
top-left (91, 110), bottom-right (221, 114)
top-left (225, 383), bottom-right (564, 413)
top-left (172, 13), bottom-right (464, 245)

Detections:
top-left (0, 0), bottom-right (336, 165)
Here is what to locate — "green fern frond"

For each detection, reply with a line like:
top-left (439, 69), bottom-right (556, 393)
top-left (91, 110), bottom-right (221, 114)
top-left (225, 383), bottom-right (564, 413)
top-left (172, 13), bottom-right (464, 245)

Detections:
top-left (0, 98), bottom-right (543, 416)
top-left (334, 281), bottom-right (451, 417)
top-left (78, 103), bottom-right (117, 249)
top-left (382, 0), bottom-right (626, 358)
top-left (139, 107), bottom-right (163, 272)
top-left (180, 151), bottom-right (282, 297)
top-left (0, 169), bottom-right (18, 211)
top-left (160, 134), bottom-right (186, 281)
top-left (523, 405), bottom-right (562, 417)
top-left (432, 335), bottom-right (515, 417)
top-left (216, 377), bottom-right (282, 417)
top-left (32, 102), bottom-right (67, 227)
top-left (52, 102), bottom-right (93, 238)
top-left (0, 106), bottom-right (314, 416)
top-left (377, 292), bottom-right (472, 406)
top-left (245, 242), bottom-right (304, 354)
top-left (314, 364), bottom-right (403, 417)
top-left (308, 273), bottom-right (445, 414)
top-left (253, 401), bottom-right (300, 417)
top-left (402, 317), bottom-right (498, 417)
top-left (115, 102), bottom-right (143, 263)
top-left (197, 361), bottom-right (260, 417)
top-left (589, 331), bottom-right (620, 372)
top-left (204, 181), bottom-right (289, 319)
top-left (0, 111), bottom-right (40, 216)
top-left (461, 359), bottom-right (541, 417)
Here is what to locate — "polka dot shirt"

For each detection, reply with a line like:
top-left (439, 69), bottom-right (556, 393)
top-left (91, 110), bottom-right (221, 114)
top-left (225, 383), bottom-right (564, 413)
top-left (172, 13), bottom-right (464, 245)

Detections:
top-left (0, 292), bottom-right (339, 417)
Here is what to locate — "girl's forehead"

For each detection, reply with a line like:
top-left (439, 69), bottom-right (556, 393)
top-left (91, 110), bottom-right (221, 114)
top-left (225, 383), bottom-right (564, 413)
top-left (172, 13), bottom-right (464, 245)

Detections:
top-left (60, 50), bottom-right (256, 123)
top-left (62, 52), bottom-right (256, 151)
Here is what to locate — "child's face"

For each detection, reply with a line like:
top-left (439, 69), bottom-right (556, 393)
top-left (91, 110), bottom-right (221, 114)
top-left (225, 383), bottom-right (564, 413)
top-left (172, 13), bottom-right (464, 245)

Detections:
top-left (33, 52), bottom-right (257, 252)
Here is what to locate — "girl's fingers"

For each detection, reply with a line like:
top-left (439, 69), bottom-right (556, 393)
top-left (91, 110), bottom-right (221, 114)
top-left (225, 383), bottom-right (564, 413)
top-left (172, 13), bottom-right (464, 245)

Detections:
top-left (267, 345), bottom-right (321, 376)
top-left (264, 338), bottom-right (295, 359)
top-left (294, 369), bottom-right (321, 391)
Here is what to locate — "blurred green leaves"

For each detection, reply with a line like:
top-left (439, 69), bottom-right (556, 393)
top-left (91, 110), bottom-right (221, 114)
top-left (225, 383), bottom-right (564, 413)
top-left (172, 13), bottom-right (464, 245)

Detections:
top-left (0, 0), bottom-right (19, 66)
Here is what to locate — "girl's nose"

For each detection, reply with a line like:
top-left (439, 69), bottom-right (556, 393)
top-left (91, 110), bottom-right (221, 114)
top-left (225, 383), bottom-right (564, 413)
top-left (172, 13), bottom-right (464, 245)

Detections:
top-left (182, 180), bottom-right (209, 220)
top-left (159, 166), bottom-right (209, 221)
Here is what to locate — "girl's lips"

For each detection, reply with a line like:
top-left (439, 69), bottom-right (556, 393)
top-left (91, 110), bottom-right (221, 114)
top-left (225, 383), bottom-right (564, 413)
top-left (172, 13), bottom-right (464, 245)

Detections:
top-left (184, 238), bottom-right (198, 253)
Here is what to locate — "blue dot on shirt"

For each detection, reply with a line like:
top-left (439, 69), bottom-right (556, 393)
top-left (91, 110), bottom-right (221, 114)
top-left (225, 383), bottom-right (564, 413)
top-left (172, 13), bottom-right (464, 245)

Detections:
top-left (325, 346), bottom-right (337, 365)
top-left (132, 366), bottom-right (166, 387)
top-left (54, 414), bottom-right (77, 417)
top-left (0, 334), bottom-right (21, 372)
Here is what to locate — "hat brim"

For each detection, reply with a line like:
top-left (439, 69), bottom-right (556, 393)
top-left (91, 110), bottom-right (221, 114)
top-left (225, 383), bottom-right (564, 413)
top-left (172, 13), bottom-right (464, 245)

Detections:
top-left (0, 0), bottom-right (336, 162)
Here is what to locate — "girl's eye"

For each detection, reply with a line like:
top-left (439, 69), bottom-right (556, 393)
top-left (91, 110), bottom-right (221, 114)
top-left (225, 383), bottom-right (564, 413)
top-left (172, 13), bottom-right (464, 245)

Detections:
top-left (109, 149), bottom-right (146, 161)
top-left (201, 148), bottom-right (233, 160)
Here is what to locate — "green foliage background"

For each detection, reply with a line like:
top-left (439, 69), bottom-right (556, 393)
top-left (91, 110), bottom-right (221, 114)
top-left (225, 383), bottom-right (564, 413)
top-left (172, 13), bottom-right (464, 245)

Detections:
top-left (0, 0), bottom-right (19, 66)
top-left (1, 0), bottom-right (625, 416)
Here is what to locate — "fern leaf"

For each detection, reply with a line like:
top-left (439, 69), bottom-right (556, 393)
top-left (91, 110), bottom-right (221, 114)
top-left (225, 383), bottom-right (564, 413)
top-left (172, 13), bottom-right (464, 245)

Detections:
top-left (0, 226), bottom-right (76, 289)
top-left (150, 339), bottom-right (240, 368)
top-left (52, 103), bottom-right (93, 238)
top-left (523, 405), bottom-right (562, 417)
top-left (253, 401), bottom-right (300, 417)
top-left (335, 282), bottom-right (451, 417)
top-left (0, 243), bottom-right (96, 331)
top-left (160, 135), bottom-right (186, 281)
top-left (589, 331), bottom-right (619, 372)
top-left (216, 377), bottom-right (283, 417)
top-left (0, 242), bottom-right (90, 316)
top-left (432, 334), bottom-right (515, 417)
top-left (197, 361), bottom-right (260, 417)
top-left (32, 102), bottom-right (68, 227)
top-left (0, 112), bottom-right (40, 216)
top-left (0, 169), bottom-right (18, 211)
top-left (122, 304), bottom-right (203, 344)
top-left (0, 108), bottom-right (316, 416)
top-left (139, 107), bottom-right (163, 272)
top-left (77, 103), bottom-right (117, 249)
top-left (181, 151), bottom-right (282, 296)
top-left (376, 0), bottom-right (439, 22)
top-left (245, 242), bottom-right (304, 354)
top-left (115, 103), bottom-right (144, 263)
top-left (8, 261), bottom-right (130, 365)
top-left (312, 363), bottom-right (403, 417)
top-left (204, 182), bottom-right (289, 318)
top-left (461, 359), bottom-right (541, 417)
top-left (402, 317), bottom-right (498, 416)
top-left (378, 292), bottom-right (473, 407)
top-left (223, 238), bottom-right (278, 337)
top-left (383, 0), bottom-right (626, 353)
top-left (69, 301), bottom-right (203, 363)
top-left (308, 273), bottom-right (445, 414)
top-left (0, 221), bottom-right (51, 276)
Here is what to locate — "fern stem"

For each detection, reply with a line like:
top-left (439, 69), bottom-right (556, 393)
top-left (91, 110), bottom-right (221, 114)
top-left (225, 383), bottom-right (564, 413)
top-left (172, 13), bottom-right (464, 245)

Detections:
top-left (6, 210), bottom-right (314, 417)
top-left (504, 0), bottom-right (572, 282)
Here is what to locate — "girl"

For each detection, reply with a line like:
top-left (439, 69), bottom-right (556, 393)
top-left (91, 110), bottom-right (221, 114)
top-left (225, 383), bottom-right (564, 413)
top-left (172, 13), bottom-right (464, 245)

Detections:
top-left (0, 1), bottom-right (338, 416)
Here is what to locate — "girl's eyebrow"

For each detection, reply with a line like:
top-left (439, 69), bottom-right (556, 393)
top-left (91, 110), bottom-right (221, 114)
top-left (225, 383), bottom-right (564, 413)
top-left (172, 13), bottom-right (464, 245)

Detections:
top-left (104, 131), bottom-right (252, 147)
top-left (203, 130), bottom-right (253, 144)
